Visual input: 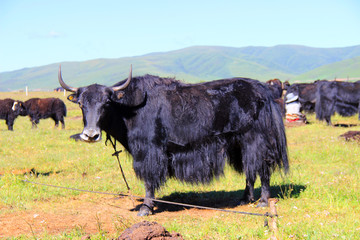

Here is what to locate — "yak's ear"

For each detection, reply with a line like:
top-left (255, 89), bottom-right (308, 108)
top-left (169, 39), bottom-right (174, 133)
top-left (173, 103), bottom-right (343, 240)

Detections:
top-left (67, 94), bottom-right (78, 103)
top-left (112, 91), bottom-right (125, 100)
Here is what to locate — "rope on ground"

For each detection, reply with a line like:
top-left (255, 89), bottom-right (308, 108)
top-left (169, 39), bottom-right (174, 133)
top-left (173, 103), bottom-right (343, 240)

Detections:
top-left (21, 179), bottom-right (276, 218)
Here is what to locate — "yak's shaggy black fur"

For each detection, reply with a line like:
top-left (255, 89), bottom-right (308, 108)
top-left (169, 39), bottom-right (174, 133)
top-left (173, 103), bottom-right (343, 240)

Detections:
top-left (0, 98), bottom-right (27, 130)
top-left (315, 81), bottom-right (360, 125)
top-left (24, 98), bottom-right (67, 128)
top-left (64, 74), bottom-right (289, 216)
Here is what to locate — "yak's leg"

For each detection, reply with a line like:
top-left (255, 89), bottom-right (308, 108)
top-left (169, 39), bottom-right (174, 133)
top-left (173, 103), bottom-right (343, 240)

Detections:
top-left (60, 118), bottom-right (65, 129)
top-left (52, 116), bottom-right (59, 128)
top-left (54, 120), bottom-right (59, 128)
top-left (258, 167), bottom-right (271, 207)
top-left (239, 175), bottom-right (256, 205)
top-left (6, 119), bottom-right (14, 131)
top-left (30, 117), bottom-right (38, 128)
top-left (138, 181), bottom-right (155, 216)
top-left (325, 116), bottom-right (332, 126)
top-left (238, 134), bottom-right (257, 205)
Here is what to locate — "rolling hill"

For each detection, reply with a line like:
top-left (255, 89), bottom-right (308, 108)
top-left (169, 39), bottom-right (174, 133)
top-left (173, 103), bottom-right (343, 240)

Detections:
top-left (291, 56), bottom-right (360, 82)
top-left (1, 45), bottom-right (360, 91)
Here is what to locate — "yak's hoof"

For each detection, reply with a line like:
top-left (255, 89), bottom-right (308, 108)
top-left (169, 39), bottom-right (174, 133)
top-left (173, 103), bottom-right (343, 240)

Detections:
top-left (137, 205), bottom-right (153, 216)
top-left (256, 201), bottom-right (268, 208)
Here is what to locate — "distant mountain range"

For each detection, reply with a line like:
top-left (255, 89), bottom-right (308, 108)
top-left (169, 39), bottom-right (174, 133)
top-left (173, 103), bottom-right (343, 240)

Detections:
top-left (1, 45), bottom-right (360, 91)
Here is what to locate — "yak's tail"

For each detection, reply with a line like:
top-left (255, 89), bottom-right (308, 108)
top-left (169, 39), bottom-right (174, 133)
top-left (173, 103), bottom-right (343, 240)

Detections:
top-left (271, 98), bottom-right (289, 172)
top-left (262, 95), bottom-right (289, 173)
top-left (63, 103), bottom-right (67, 117)
top-left (60, 99), bottom-right (67, 117)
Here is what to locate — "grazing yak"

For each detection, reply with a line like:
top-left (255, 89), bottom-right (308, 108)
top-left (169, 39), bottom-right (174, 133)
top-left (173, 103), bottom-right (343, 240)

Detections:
top-left (24, 98), bottom-right (67, 128)
top-left (59, 66), bottom-right (289, 216)
top-left (0, 98), bottom-right (27, 130)
top-left (284, 82), bottom-right (321, 114)
top-left (315, 80), bottom-right (360, 125)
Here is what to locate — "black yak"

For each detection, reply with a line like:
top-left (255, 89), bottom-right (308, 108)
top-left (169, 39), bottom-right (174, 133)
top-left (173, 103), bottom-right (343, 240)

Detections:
top-left (59, 66), bottom-right (289, 216)
top-left (24, 98), bottom-right (67, 128)
top-left (315, 80), bottom-right (360, 125)
top-left (284, 82), bottom-right (321, 114)
top-left (0, 98), bottom-right (27, 130)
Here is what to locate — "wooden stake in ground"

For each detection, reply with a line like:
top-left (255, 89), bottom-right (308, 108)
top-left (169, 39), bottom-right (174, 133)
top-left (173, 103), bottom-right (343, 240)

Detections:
top-left (268, 198), bottom-right (279, 240)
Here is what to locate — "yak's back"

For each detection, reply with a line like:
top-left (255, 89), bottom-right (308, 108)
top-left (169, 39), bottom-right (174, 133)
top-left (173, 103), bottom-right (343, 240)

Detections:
top-left (0, 98), bottom-right (15, 115)
top-left (25, 98), bottom-right (66, 116)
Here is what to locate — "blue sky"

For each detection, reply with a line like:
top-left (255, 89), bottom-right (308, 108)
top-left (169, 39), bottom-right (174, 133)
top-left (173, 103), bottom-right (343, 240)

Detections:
top-left (0, 0), bottom-right (359, 72)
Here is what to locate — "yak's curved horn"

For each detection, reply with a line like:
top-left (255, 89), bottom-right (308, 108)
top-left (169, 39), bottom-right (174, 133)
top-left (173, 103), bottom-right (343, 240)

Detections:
top-left (58, 65), bottom-right (78, 92)
top-left (112, 65), bottom-right (132, 91)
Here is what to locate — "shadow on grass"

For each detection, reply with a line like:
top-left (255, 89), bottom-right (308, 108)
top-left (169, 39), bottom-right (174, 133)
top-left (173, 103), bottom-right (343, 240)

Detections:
top-left (333, 123), bottom-right (358, 128)
top-left (131, 184), bottom-right (306, 214)
top-left (0, 168), bottom-right (61, 177)
top-left (25, 168), bottom-right (62, 177)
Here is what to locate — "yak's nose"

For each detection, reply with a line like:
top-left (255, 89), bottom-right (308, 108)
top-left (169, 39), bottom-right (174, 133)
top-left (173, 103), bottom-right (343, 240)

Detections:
top-left (80, 128), bottom-right (102, 142)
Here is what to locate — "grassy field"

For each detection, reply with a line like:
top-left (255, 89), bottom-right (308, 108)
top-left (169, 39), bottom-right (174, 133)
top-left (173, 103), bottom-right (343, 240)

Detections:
top-left (0, 91), bottom-right (359, 239)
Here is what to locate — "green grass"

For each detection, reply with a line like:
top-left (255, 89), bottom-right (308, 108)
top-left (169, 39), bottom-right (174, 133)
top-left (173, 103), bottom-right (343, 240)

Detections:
top-left (1, 92), bottom-right (360, 239)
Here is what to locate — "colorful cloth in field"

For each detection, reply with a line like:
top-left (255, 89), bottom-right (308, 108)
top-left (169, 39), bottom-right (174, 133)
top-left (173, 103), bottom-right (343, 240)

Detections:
top-left (286, 113), bottom-right (307, 123)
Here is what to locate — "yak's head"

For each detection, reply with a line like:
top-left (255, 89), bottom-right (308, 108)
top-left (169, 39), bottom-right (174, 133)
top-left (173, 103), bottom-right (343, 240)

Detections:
top-left (12, 100), bottom-right (27, 116)
top-left (58, 65), bottom-right (132, 142)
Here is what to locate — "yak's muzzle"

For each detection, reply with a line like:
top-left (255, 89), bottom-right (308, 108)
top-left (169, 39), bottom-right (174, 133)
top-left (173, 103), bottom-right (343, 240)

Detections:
top-left (80, 128), bottom-right (102, 142)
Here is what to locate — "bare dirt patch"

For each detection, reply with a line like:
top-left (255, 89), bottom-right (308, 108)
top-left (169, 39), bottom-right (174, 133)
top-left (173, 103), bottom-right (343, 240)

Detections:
top-left (0, 193), bottom-right (253, 238)
top-left (1, 195), bottom-right (123, 237)
top-left (0, 194), bottom-right (141, 238)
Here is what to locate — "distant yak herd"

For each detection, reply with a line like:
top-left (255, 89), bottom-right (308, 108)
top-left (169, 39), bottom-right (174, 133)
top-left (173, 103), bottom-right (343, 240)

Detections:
top-left (282, 79), bottom-right (360, 125)
top-left (0, 97), bottom-right (66, 130)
